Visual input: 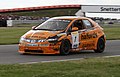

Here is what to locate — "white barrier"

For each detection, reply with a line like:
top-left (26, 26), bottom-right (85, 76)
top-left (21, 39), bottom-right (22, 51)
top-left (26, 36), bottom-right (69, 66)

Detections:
top-left (7, 20), bottom-right (44, 27)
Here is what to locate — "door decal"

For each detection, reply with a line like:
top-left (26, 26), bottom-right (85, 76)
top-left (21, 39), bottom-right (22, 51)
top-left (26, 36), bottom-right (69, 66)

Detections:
top-left (71, 31), bottom-right (79, 48)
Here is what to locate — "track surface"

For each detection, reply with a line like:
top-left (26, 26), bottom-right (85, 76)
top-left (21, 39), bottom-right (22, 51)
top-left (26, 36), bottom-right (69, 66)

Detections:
top-left (0, 40), bottom-right (120, 64)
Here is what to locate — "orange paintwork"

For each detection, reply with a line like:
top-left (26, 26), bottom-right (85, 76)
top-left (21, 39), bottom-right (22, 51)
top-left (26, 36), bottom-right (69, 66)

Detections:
top-left (18, 16), bottom-right (106, 54)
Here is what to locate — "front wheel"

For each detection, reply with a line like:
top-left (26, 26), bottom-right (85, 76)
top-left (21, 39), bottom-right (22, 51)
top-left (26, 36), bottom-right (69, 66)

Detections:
top-left (60, 40), bottom-right (71, 55)
top-left (94, 38), bottom-right (105, 53)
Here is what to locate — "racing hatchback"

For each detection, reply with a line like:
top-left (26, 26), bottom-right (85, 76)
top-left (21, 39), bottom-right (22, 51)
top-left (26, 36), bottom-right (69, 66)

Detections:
top-left (19, 16), bottom-right (106, 55)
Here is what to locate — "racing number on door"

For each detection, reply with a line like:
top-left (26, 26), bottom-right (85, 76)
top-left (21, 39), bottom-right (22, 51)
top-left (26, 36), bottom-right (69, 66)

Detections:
top-left (71, 31), bottom-right (79, 48)
top-left (74, 36), bottom-right (77, 42)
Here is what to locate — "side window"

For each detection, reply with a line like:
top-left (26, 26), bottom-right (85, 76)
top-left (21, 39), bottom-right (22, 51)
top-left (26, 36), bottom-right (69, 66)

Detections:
top-left (82, 20), bottom-right (93, 29)
top-left (67, 20), bottom-right (85, 32)
top-left (72, 20), bottom-right (84, 30)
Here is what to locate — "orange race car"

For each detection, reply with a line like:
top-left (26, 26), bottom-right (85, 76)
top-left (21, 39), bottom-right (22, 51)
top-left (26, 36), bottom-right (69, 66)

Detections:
top-left (18, 16), bottom-right (106, 55)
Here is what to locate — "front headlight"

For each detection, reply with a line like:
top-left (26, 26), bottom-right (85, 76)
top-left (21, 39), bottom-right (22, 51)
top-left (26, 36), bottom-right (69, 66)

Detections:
top-left (19, 37), bottom-right (31, 43)
top-left (19, 37), bottom-right (26, 43)
top-left (20, 37), bottom-right (46, 43)
top-left (47, 36), bottom-right (58, 43)
top-left (47, 38), bottom-right (57, 42)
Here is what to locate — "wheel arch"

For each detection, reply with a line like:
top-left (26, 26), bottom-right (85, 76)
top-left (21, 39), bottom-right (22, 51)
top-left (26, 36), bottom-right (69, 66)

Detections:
top-left (94, 35), bottom-right (106, 53)
top-left (95, 35), bottom-right (106, 49)
top-left (62, 39), bottom-right (72, 49)
top-left (60, 39), bottom-right (71, 55)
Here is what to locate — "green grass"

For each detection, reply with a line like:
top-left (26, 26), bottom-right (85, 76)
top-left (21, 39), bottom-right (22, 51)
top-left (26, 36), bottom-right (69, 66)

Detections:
top-left (0, 27), bottom-right (30, 44)
top-left (0, 57), bottom-right (119, 77)
top-left (102, 24), bottom-right (120, 40)
top-left (0, 24), bottom-right (120, 44)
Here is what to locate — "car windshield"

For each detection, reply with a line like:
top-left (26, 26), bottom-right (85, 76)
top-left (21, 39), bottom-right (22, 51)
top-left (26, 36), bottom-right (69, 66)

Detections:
top-left (35, 19), bottom-right (71, 31)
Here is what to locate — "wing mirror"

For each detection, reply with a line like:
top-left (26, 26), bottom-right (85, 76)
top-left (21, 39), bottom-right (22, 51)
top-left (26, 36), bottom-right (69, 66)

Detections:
top-left (72, 27), bottom-right (78, 31)
top-left (32, 26), bottom-right (36, 30)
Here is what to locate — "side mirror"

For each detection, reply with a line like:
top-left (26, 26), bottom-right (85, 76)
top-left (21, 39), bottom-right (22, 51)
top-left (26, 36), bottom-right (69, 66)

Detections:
top-left (32, 26), bottom-right (36, 30)
top-left (72, 27), bottom-right (78, 31)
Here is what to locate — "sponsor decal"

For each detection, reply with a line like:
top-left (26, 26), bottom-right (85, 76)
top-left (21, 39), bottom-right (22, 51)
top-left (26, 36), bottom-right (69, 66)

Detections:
top-left (30, 36), bottom-right (39, 39)
top-left (81, 32), bottom-right (97, 40)
top-left (30, 36), bottom-right (46, 39)
top-left (101, 7), bottom-right (120, 12)
top-left (57, 33), bottom-right (67, 37)
top-left (82, 5), bottom-right (120, 13)
top-left (26, 44), bottom-right (38, 46)
top-left (39, 44), bottom-right (49, 47)
top-left (82, 43), bottom-right (94, 48)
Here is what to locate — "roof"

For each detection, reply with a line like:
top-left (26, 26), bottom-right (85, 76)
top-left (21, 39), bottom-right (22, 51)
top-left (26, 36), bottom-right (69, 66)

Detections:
top-left (51, 16), bottom-right (89, 20)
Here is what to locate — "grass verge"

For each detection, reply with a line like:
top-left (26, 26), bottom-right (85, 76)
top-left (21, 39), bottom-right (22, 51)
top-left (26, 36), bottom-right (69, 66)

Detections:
top-left (0, 27), bottom-right (30, 45)
top-left (103, 24), bottom-right (120, 40)
top-left (0, 57), bottom-right (120, 77)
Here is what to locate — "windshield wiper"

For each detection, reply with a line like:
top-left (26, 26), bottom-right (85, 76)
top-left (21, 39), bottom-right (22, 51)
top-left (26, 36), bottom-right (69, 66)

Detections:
top-left (34, 28), bottom-right (54, 31)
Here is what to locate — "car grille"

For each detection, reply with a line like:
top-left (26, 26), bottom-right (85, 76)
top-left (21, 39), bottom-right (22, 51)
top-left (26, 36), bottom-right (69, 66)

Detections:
top-left (25, 50), bottom-right (43, 53)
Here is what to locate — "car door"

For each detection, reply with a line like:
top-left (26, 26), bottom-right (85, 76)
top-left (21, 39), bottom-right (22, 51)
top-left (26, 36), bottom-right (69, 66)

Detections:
top-left (68, 20), bottom-right (84, 49)
top-left (80, 19), bottom-right (97, 50)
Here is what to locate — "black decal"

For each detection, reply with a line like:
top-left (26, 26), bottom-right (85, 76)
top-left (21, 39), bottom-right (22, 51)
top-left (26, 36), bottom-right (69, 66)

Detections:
top-left (74, 36), bottom-right (77, 42)
top-left (81, 32), bottom-right (97, 40)
top-left (73, 44), bottom-right (78, 48)
top-left (101, 7), bottom-right (120, 12)
top-left (101, 7), bottom-right (104, 11)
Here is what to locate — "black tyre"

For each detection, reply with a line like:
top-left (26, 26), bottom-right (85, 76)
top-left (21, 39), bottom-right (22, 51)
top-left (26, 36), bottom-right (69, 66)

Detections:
top-left (60, 40), bottom-right (71, 55)
top-left (94, 38), bottom-right (105, 53)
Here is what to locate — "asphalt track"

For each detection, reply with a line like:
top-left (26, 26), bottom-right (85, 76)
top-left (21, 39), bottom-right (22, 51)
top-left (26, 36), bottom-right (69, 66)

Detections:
top-left (0, 40), bottom-right (120, 64)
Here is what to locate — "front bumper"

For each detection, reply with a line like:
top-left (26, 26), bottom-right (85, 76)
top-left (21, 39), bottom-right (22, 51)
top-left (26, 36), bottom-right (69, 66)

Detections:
top-left (18, 42), bottom-right (60, 54)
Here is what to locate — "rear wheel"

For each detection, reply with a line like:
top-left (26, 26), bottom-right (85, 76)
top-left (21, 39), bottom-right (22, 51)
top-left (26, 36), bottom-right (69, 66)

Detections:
top-left (60, 40), bottom-right (71, 55)
top-left (94, 38), bottom-right (105, 53)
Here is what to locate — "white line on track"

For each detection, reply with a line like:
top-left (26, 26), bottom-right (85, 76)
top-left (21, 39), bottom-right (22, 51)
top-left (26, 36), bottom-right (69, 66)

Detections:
top-left (19, 58), bottom-right (84, 64)
top-left (19, 55), bottom-right (120, 64)
top-left (103, 55), bottom-right (120, 58)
